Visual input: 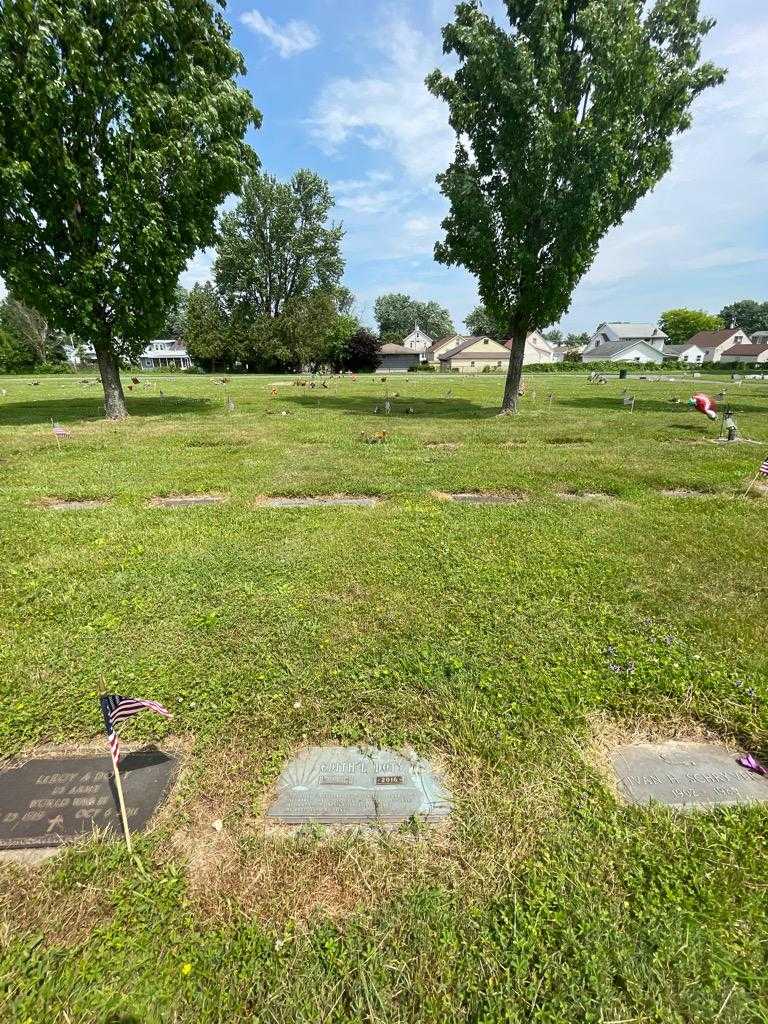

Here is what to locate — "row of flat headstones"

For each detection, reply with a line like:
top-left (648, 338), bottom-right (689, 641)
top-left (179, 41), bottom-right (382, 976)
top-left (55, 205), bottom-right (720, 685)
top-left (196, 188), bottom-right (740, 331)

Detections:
top-left (1, 742), bottom-right (766, 853)
top-left (44, 491), bottom-right (729, 511)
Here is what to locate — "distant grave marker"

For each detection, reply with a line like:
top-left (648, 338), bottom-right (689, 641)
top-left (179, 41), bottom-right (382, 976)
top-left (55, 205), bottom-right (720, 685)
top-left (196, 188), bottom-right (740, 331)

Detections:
top-left (150, 495), bottom-right (225, 508)
top-left (612, 742), bottom-right (768, 810)
top-left (257, 496), bottom-right (379, 509)
top-left (44, 499), bottom-right (109, 511)
top-left (0, 751), bottom-right (177, 850)
top-left (267, 746), bottom-right (451, 825)
top-left (446, 492), bottom-right (525, 505)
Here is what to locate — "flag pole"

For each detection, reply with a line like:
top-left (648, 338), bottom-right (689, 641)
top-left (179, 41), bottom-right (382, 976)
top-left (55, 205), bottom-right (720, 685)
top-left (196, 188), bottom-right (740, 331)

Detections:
top-left (743, 469), bottom-right (762, 499)
top-left (109, 747), bottom-right (133, 853)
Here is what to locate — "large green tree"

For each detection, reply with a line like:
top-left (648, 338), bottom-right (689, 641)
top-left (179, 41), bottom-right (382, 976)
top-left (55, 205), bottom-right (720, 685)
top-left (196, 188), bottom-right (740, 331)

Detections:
top-left (718, 299), bottom-right (768, 337)
top-left (465, 304), bottom-right (505, 340)
top-left (427, 1), bottom-right (724, 412)
top-left (659, 308), bottom-right (724, 345)
top-left (0, 0), bottom-right (259, 418)
top-left (184, 282), bottom-right (230, 371)
top-left (215, 170), bottom-right (344, 320)
top-left (374, 293), bottom-right (455, 342)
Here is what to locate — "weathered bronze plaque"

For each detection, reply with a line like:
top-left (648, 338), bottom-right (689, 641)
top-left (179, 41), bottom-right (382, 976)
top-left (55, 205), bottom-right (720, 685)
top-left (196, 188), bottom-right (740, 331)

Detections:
top-left (0, 750), bottom-right (177, 849)
top-left (151, 495), bottom-right (225, 508)
top-left (267, 746), bottom-right (451, 824)
top-left (448, 493), bottom-right (524, 505)
top-left (258, 497), bottom-right (378, 509)
top-left (612, 742), bottom-right (768, 810)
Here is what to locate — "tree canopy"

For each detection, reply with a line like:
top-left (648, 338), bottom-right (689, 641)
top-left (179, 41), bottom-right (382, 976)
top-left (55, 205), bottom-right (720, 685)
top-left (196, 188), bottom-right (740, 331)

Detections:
top-left (0, 0), bottom-right (259, 416)
top-left (718, 299), bottom-right (768, 337)
top-left (374, 293), bottom-right (455, 342)
top-left (215, 170), bottom-right (344, 320)
top-left (659, 308), bottom-right (724, 345)
top-left (427, 0), bottom-right (724, 411)
top-left (464, 305), bottom-right (505, 340)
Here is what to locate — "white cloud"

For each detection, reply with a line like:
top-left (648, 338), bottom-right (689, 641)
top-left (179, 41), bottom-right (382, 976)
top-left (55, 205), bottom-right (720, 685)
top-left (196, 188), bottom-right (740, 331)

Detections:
top-left (179, 249), bottom-right (215, 291)
top-left (241, 10), bottom-right (319, 59)
top-left (310, 16), bottom-right (453, 184)
top-left (681, 247), bottom-right (768, 272)
top-left (333, 172), bottom-right (402, 215)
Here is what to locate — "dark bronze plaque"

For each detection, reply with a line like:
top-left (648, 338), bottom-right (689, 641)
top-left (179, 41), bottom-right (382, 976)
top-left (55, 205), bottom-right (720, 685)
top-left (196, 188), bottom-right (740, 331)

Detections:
top-left (0, 750), bottom-right (177, 849)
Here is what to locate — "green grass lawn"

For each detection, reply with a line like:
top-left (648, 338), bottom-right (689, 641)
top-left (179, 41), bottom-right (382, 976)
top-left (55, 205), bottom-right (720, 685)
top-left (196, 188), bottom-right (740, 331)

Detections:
top-left (1, 370), bottom-right (767, 1023)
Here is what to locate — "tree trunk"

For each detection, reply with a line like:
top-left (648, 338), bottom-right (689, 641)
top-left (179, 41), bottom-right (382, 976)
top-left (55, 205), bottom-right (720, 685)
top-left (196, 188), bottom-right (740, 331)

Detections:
top-left (500, 323), bottom-right (528, 414)
top-left (95, 344), bottom-right (128, 419)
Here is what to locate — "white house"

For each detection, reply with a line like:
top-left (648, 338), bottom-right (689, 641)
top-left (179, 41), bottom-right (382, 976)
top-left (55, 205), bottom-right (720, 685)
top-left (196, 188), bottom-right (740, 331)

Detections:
top-left (64, 339), bottom-right (191, 370)
top-left (401, 326), bottom-right (434, 357)
top-left (685, 328), bottom-right (752, 363)
top-left (663, 343), bottom-right (708, 364)
top-left (425, 334), bottom-right (475, 365)
top-left (438, 336), bottom-right (509, 372)
top-left (517, 330), bottom-right (558, 365)
top-left (582, 323), bottom-right (667, 363)
top-left (751, 331), bottom-right (768, 344)
top-left (138, 339), bottom-right (191, 370)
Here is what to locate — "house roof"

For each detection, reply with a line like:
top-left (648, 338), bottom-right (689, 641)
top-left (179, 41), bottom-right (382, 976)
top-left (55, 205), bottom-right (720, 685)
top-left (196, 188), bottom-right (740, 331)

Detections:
top-left (428, 334), bottom-right (467, 354)
top-left (379, 343), bottom-right (416, 355)
top-left (663, 344), bottom-right (694, 355)
top-left (723, 344), bottom-right (768, 356)
top-left (598, 322), bottom-right (668, 340)
top-left (502, 334), bottom-right (554, 353)
top-left (438, 336), bottom-right (503, 359)
top-left (685, 329), bottom-right (742, 349)
top-left (440, 351), bottom-right (509, 361)
top-left (751, 331), bottom-right (768, 340)
top-left (583, 339), bottom-right (662, 360)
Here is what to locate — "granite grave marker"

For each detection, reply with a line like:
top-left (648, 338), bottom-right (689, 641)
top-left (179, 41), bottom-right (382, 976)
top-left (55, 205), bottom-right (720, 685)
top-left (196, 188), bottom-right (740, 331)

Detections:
top-left (612, 742), bottom-right (768, 810)
top-left (0, 750), bottom-right (177, 849)
top-left (267, 746), bottom-right (451, 824)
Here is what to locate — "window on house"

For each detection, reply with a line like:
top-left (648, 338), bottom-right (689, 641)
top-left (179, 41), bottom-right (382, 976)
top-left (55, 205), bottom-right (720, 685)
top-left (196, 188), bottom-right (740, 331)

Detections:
top-left (471, 361), bottom-right (475, 367)
top-left (483, 338), bottom-right (489, 344)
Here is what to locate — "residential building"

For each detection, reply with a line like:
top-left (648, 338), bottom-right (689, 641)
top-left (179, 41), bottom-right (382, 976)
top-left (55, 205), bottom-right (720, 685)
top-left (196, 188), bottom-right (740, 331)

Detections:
top-left (515, 330), bottom-right (558, 365)
top-left (662, 343), bottom-right (708, 364)
top-left (585, 322), bottom-right (668, 360)
top-left (683, 328), bottom-right (751, 363)
top-left (138, 340), bottom-right (192, 370)
top-left (720, 344), bottom-right (768, 364)
top-left (438, 336), bottom-right (510, 372)
top-left (378, 343), bottom-right (420, 373)
top-left (751, 331), bottom-right (768, 344)
top-left (425, 335), bottom-right (477, 365)
top-left (400, 326), bottom-right (434, 356)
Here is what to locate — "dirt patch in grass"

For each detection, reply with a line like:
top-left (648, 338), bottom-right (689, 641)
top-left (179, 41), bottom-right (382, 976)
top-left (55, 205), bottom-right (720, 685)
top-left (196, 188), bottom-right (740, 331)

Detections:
top-left (149, 493), bottom-right (227, 508)
top-left (659, 488), bottom-right (720, 499)
top-left (162, 739), bottom-right (556, 929)
top-left (425, 442), bottom-right (462, 452)
top-left (254, 495), bottom-right (379, 509)
top-left (37, 498), bottom-right (110, 511)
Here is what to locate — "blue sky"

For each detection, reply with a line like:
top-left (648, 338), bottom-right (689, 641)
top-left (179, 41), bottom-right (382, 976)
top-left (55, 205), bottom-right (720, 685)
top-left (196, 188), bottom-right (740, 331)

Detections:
top-left (193, 0), bottom-right (767, 335)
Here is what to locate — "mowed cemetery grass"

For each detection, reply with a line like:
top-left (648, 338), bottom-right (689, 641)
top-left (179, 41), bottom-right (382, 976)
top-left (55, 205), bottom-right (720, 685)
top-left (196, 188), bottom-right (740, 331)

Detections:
top-left (1, 370), bottom-right (767, 1023)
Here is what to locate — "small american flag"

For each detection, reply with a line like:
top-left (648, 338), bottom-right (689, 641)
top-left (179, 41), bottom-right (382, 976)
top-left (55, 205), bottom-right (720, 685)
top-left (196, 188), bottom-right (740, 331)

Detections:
top-left (99, 694), bottom-right (172, 762)
top-left (52, 422), bottom-right (71, 438)
top-left (761, 457), bottom-right (768, 477)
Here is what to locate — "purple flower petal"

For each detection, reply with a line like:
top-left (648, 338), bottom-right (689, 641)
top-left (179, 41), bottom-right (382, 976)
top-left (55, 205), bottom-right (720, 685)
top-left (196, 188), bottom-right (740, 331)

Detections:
top-left (737, 754), bottom-right (768, 777)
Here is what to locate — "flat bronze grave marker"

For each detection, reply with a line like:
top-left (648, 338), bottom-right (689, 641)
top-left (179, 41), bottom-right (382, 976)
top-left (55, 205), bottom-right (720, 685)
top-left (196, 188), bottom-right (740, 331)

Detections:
top-left (612, 742), bottom-right (768, 810)
top-left (448, 493), bottom-right (524, 505)
top-left (267, 746), bottom-right (451, 825)
top-left (258, 496), bottom-right (379, 509)
top-left (150, 495), bottom-right (225, 508)
top-left (0, 751), bottom-right (177, 850)
top-left (44, 499), bottom-right (109, 511)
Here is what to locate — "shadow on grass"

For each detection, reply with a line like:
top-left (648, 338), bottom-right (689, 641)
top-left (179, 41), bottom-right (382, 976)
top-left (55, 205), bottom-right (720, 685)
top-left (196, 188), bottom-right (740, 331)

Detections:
top-left (555, 396), bottom-right (768, 414)
top-left (0, 396), bottom-right (214, 426)
top-left (283, 393), bottom-right (496, 420)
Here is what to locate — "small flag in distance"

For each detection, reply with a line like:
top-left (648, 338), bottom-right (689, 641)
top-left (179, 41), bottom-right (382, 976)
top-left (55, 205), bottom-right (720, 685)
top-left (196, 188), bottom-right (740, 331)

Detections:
top-left (760, 457), bottom-right (768, 477)
top-left (52, 422), bottom-right (72, 438)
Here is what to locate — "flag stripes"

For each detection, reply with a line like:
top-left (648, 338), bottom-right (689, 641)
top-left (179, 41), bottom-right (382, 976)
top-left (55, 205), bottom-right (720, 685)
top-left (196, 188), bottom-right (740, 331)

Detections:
top-left (99, 694), bottom-right (172, 763)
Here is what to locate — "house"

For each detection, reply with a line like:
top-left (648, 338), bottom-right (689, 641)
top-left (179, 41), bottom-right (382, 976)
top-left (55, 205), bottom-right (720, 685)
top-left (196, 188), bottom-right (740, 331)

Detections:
top-left (438, 336), bottom-right (510, 372)
top-left (138, 340), bottom-right (192, 370)
top-left (662, 343), bottom-right (708, 364)
top-left (585, 323), bottom-right (668, 361)
top-left (400, 326), bottom-right (434, 357)
top-left (751, 331), bottom-right (768, 344)
top-left (720, 344), bottom-right (768, 365)
top-left (582, 322), bottom-right (666, 364)
top-left (514, 330), bottom-right (558, 365)
top-left (378, 343), bottom-right (420, 373)
top-left (683, 328), bottom-right (751, 363)
top-left (425, 335), bottom-right (477, 365)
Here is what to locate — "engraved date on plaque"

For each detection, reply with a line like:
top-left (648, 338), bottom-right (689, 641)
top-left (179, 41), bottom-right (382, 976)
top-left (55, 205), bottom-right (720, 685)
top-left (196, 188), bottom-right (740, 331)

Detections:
top-left (376, 775), bottom-right (404, 786)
